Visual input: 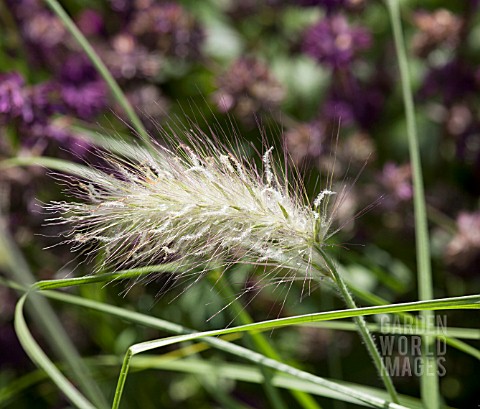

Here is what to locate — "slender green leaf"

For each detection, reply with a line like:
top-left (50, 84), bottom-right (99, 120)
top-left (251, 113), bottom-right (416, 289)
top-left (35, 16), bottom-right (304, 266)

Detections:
top-left (14, 294), bottom-right (95, 409)
top-left (386, 1), bottom-right (439, 407)
top-left (105, 356), bottom-right (425, 409)
top-left (22, 287), bottom-right (478, 408)
top-left (305, 321), bottom-right (480, 340)
top-left (1, 156), bottom-right (99, 176)
top-left (0, 221), bottom-right (109, 408)
top-left (125, 294), bottom-right (480, 356)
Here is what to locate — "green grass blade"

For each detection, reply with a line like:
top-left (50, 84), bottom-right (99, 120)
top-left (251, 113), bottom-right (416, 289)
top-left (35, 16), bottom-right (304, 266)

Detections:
top-left (38, 287), bottom-right (480, 344)
top-left (70, 124), bottom-right (150, 157)
top-left (113, 286), bottom-right (480, 409)
top-left (1, 156), bottom-right (100, 177)
top-left (30, 268), bottom-right (480, 409)
top-left (14, 294), bottom-right (95, 409)
top-left (304, 321), bottom-right (480, 340)
top-left (34, 263), bottom-right (183, 290)
top-left (30, 288), bottom-right (478, 408)
top-left (349, 284), bottom-right (480, 360)
top-left (12, 277), bottom-right (478, 408)
top-left (15, 266), bottom-right (480, 359)
top-left (109, 356), bottom-right (425, 408)
top-left (21, 289), bottom-right (405, 408)
top-left (0, 221), bottom-right (109, 408)
top-left (125, 293), bottom-right (480, 355)
top-left (386, 1), bottom-right (439, 407)
top-left (118, 344), bottom-right (409, 409)
top-left (27, 271), bottom-right (480, 345)
top-left (214, 274), bottom-right (288, 409)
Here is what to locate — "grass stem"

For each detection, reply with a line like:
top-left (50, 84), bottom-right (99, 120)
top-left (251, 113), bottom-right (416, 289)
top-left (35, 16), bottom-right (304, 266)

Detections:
top-left (315, 246), bottom-right (400, 404)
top-left (386, 1), bottom-right (439, 407)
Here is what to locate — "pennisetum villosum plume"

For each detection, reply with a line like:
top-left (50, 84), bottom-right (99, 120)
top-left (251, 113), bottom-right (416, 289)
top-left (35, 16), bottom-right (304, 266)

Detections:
top-left (47, 126), bottom-right (339, 282)
top-left (47, 124), bottom-right (399, 403)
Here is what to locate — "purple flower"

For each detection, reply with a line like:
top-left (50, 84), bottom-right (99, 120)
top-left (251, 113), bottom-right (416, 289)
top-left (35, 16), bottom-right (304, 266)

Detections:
top-left (0, 70), bottom-right (94, 157)
top-left (99, 33), bottom-right (163, 80)
top-left (297, 0), bottom-right (365, 11)
top-left (0, 72), bottom-right (27, 122)
top-left (302, 15), bottom-right (371, 69)
top-left (76, 9), bottom-right (105, 36)
top-left (108, 0), bottom-right (132, 13)
top-left (377, 162), bottom-right (412, 209)
top-left (284, 121), bottom-right (326, 163)
top-left (129, 3), bottom-right (204, 59)
top-left (446, 211), bottom-right (480, 276)
top-left (32, 81), bottom-right (65, 119)
top-left (20, 10), bottom-right (67, 68)
top-left (323, 74), bottom-right (386, 129)
top-left (419, 60), bottom-right (476, 105)
top-left (323, 97), bottom-right (355, 124)
top-left (0, 72), bottom-right (65, 126)
top-left (59, 55), bottom-right (107, 119)
top-left (213, 57), bottom-right (285, 118)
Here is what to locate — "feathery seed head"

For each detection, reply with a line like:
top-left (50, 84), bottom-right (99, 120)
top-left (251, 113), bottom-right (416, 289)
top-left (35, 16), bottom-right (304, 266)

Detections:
top-left (47, 129), bottom-right (337, 280)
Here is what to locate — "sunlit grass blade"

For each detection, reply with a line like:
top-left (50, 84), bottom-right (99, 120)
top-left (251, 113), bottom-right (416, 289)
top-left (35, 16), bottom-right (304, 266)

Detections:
top-left (69, 124), bottom-right (150, 157)
top-left (35, 264), bottom-right (183, 290)
top-left (386, 1), bottom-right (438, 407)
top-left (0, 221), bottom-right (109, 408)
top-left (109, 293), bottom-right (478, 408)
top-left (115, 341), bottom-right (410, 409)
top-left (1, 156), bottom-right (100, 177)
top-left (304, 321), bottom-right (480, 340)
top-left (21, 285), bottom-right (478, 408)
top-left (16, 262), bottom-right (480, 360)
top-left (349, 284), bottom-right (480, 360)
top-left (107, 356), bottom-right (425, 408)
top-left (122, 294), bottom-right (480, 356)
top-left (26, 269), bottom-right (480, 360)
top-left (14, 294), bottom-right (95, 409)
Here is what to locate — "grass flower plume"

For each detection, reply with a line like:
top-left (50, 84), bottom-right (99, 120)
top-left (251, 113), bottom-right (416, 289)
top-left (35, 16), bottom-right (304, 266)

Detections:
top-left (47, 127), bottom-right (400, 403)
top-left (48, 128), bottom-right (339, 283)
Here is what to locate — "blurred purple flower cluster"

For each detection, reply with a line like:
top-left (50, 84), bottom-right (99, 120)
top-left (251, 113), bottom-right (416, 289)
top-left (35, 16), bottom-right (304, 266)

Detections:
top-left (59, 55), bottom-right (107, 120)
top-left (302, 14), bottom-right (371, 69)
top-left (214, 57), bottom-right (285, 119)
top-left (268, 2), bottom-right (480, 284)
top-left (446, 211), bottom-right (480, 276)
top-left (1, 0), bottom-right (207, 153)
top-left (0, 71), bottom-right (92, 155)
top-left (285, 2), bottom-right (384, 174)
top-left (298, 0), bottom-right (365, 13)
top-left (128, 2), bottom-right (204, 59)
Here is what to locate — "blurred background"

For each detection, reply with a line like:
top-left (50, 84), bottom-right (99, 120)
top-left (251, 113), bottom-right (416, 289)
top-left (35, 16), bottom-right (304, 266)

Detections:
top-left (0, 0), bottom-right (479, 408)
